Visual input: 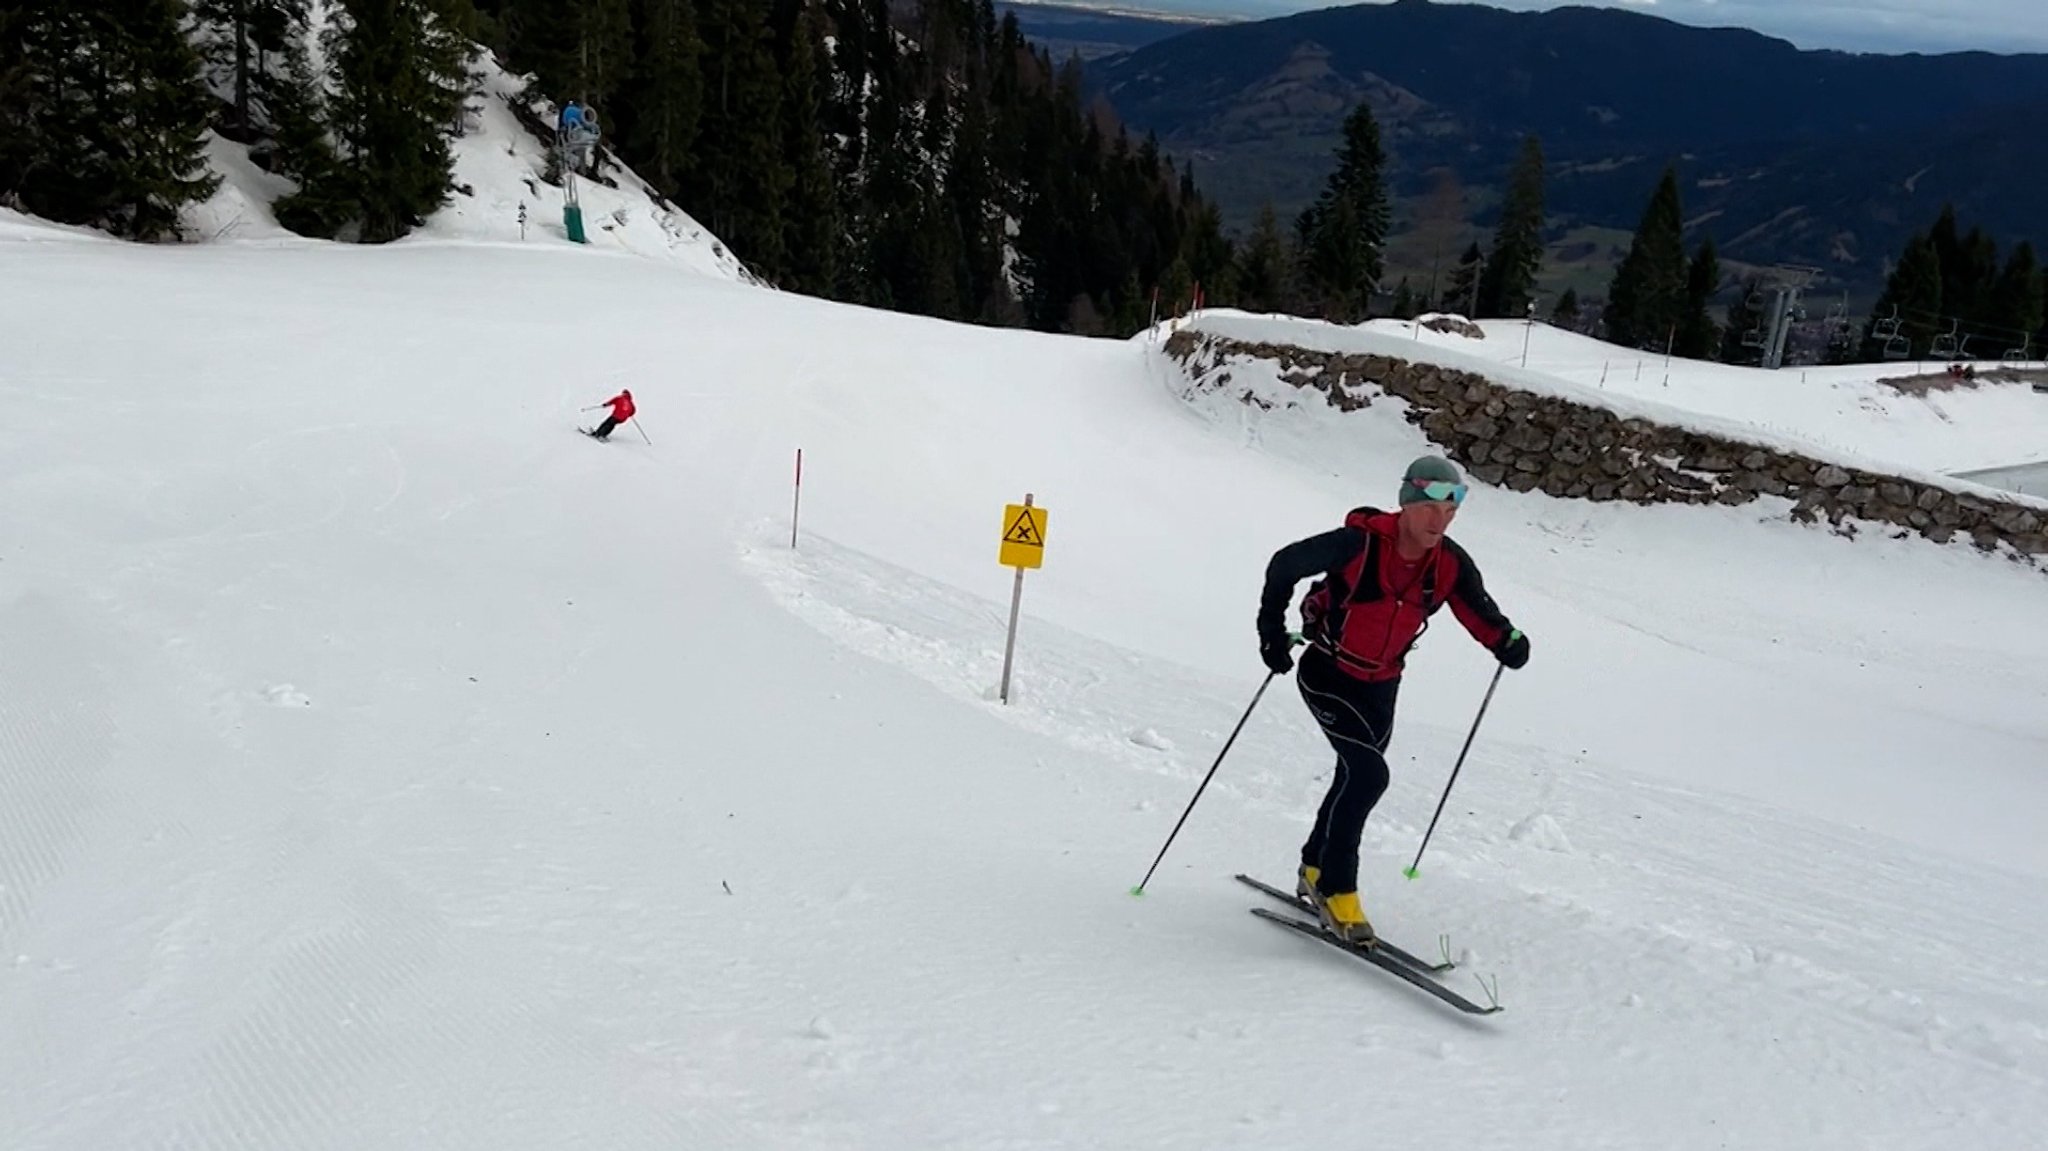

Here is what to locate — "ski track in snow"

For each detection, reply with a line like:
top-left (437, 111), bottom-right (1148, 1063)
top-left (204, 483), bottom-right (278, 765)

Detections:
top-left (0, 595), bottom-right (115, 957)
top-left (742, 525), bottom-right (2048, 1142)
top-left (0, 521), bottom-right (759, 1146)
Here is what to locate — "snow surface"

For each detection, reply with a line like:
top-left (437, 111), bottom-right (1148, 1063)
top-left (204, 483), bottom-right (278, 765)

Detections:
top-left (3, 224), bottom-right (2046, 1149)
top-left (3, 81), bottom-right (2047, 1149)
top-left (1958, 460), bottom-right (2048, 498)
top-left (1186, 310), bottom-right (2048, 498)
top-left (174, 46), bottom-right (752, 282)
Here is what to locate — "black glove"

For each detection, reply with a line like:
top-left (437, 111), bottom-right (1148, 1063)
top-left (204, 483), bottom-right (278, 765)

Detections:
top-left (1259, 630), bottom-right (1296, 676)
top-left (1494, 628), bottom-right (1530, 670)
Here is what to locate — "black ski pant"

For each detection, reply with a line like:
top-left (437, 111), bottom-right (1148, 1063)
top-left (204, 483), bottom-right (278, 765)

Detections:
top-left (1295, 645), bottom-right (1399, 895)
top-left (591, 415), bottom-right (619, 439)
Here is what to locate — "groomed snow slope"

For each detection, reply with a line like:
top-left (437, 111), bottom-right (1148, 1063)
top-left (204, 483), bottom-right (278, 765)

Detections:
top-left (2, 224), bottom-right (2046, 1149)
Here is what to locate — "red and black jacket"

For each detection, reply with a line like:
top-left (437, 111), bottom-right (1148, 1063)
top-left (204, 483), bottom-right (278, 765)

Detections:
top-left (1258, 507), bottom-right (1514, 682)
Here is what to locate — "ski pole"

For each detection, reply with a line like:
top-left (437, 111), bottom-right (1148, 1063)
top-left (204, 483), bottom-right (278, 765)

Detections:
top-left (631, 417), bottom-right (651, 444)
top-left (1403, 663), bottom-right (1505, 879)
top-left (1131, 671), bottom-right (1277, 896)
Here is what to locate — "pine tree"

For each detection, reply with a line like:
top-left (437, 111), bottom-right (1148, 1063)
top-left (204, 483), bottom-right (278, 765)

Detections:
top-left (1857, 206), bottom-right (2045, 361)
top-left (692, 0), bottom-right (786, 273)
top-left (0, 6), bottom-right (30, 195)
top-left (1927, 204), bottom-right (1961, 304)
top-left (30, 2), bottom-right (139, 229)
top-left (266, 9), bottom-right (352, 236)
top-left (1443, 242), bottom-right (1484, 318)
top-left (1552, 287), bottom-right (1580, 327)
top-left (947, 88), bottom-right (1011, 320)
top-left (39, 2), bottom-right (136, 231)
top-left (1675, 236), bottom-right (1721, 359)
top-left (316, 0), bottom-right (474, 242)
top-left (1182, 196), bottom-right (1236, 311)
top-left (117, 0), bottom-right (224, 239)
top-left (476, 0), bottom-right (1220, 333)
top-left (191, 0), bottom-right (258, 138)
top-left (1112, 266), bottom-right (1147, 333)
top-left (1986, 242), bottom-right (2044, 359)
top-left (1861, 234), bottom-right (1942, 359)
top-left (1158, 252), bottom-right (1195, 321)
top-left (778, 4), bottom-right (837, 296)
top-left (503, 0), bottom-right (632, 110)
top-left (904, 81), bottom-right (963, 318)
top-left (1924, 206), bottom-right (1999, 338)
top-left (1945, 223), bottom-right (1999, 350)
top-left (1012, 60), bottom-right (1089, 329)
top-left (1235, 202), bottom-right (1296, 314)
top-left (817, 0), bottom-right (891, 299)
top-left (853, 53), bottom-right (924, 308)
top-left (0, 1), bottom-right (218, 240)
top-left (582, 0), bottom-right (633, 110)
top-left (1602, 165), bottom-right (1688, 349)
top-left (1475, 135), bottom-right (1545, 319)
top-left (1389, 278), bottom-right (1417, 320)
top-left (249, 4), bottom-right (328, 152)
top-left (268, 75), bottom-right (350, 232)
top-left (191, 0), bottom-right (313, 140)
top-left (1295, 102), bottom-right (1389, 323)
top-left (819, 0), bottom-right (877, 183)
top-left (622, 0), bottom-right (702, 200)
top-left (1894, 235), bottom-right (1945, 358)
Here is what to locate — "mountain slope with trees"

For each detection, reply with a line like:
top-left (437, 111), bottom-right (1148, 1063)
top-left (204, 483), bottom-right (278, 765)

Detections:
top-left (1, 0), bottom-right (1233, 336)
top-left (1087, 0), bottom-right (2048, 299)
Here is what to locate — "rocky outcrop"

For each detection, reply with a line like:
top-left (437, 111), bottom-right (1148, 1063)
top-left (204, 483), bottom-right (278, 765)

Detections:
top-left (1165, 330), bottom-right (2048, 561)
top-left (1419, 315), bottom-right (1485, 339)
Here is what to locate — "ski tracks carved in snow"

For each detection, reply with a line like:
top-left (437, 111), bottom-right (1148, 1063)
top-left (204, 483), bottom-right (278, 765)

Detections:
top-left (163, 867), bottom-right (450, 1151)
top-left (0, 594), bottom-right (115, 954)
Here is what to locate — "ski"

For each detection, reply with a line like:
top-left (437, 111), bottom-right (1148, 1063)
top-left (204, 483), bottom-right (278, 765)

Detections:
top-left (1249, 908), bottom-right (1503, 1016)
top-left (1232, 874), bottom-right (1454, 975)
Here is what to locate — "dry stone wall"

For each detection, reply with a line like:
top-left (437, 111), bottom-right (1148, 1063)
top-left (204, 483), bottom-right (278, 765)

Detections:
top-left (1165, 329), bottom-right (2048, 561)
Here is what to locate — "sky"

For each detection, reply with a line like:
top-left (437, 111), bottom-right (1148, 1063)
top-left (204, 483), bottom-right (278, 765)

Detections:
top-left (1088, 0), bottom-right (2048, 55)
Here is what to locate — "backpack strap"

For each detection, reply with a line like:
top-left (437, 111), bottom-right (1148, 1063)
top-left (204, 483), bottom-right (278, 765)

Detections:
top-left (1346, 532), bottom-right (1450, 608)
top-left (1343, 530), bottom-right (1384, 605)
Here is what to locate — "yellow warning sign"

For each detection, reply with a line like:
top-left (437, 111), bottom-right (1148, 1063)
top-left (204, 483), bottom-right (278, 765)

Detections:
top-left (1000, 502), bottom-right (1048, 569)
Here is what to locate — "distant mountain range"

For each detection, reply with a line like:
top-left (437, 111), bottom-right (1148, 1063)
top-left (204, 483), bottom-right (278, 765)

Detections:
top-left (992, 2), bottom-right (1216, 61)
top-left (1032, 0), bottom-right (2048, 305)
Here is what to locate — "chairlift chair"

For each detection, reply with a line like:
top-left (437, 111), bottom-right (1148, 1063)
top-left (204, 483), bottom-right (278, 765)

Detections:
top-left (1930, 319), bottom-right (1960, 360)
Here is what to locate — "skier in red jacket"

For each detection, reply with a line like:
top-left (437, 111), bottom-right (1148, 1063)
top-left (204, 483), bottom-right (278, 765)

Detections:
top-left (587, 389), bottom-right (635, 440)
top-left (1256, 455), bottom-right (1530, 943)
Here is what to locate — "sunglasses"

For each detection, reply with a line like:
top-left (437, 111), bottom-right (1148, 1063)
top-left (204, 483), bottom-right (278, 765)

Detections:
top-left (1408, 478), bottom-right (1468, 505)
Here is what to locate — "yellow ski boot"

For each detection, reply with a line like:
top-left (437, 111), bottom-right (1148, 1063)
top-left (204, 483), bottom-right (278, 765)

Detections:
top-left (1311, 889), bottom-right (1377, 946)
top-left (1296, 864), bottom-right (1321, 901)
